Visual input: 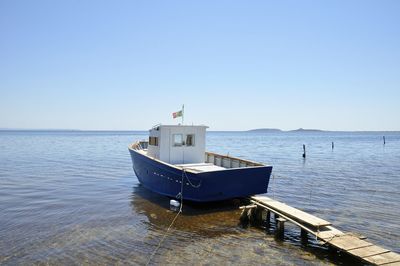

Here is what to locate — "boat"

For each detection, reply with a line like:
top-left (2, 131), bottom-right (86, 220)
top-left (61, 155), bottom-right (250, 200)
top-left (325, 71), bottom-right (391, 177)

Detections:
top-left (128, 124), bottom-right (272, 202)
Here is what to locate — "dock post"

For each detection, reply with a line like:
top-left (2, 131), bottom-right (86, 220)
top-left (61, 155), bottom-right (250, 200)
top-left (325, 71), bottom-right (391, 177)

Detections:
top-left (265, 210), bottom-right (271, 229)
top-left (249, 208), bottom-right (256, 224)
top-left (274, 212), bottom-right (279, 222)
top-left (275, 217), bottom-right (286, 239)
top-left (239, 204), bottom-right (258, 227)
top-left (302, 144), bottom-right (306, 158)
top-left (250, 206), bottom-right (264, 226)
top-left (240, 208), bottom-right (250, 227)
top-left (255, 207), bottom-right (263, 226)
top-left (301, 228), bottom-right (308, 244)
top-left (383, 136), bottom-right (386, 145)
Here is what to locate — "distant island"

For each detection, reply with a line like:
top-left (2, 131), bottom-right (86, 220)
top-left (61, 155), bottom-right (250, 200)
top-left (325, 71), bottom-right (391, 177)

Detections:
top-left (248, 128), bottom-right (324, 133)
top-left (289, 128), bottom-right (324, 132)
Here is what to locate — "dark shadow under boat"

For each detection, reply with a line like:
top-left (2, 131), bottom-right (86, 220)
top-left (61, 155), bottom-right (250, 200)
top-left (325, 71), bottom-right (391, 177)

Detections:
top-left (130, 184), bottom-right (251, 237)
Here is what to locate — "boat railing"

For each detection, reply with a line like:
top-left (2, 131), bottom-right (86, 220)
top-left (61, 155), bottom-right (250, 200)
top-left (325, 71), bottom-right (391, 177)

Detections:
top-left (132, 141), bottom-right (263, 168)
top-left (205, 151), bottom-right (264, 169)
top-left (151, 124), bottom-right (162, 130)
top-left (132, 141), bottom-right (148, 150)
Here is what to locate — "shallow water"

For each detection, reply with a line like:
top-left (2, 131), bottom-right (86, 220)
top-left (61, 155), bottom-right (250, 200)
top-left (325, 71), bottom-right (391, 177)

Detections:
top-left (0, 130), bottom-right (399, 265)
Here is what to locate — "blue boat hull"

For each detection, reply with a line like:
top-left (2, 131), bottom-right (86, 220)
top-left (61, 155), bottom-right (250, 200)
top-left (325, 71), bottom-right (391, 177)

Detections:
top-left (129, 148), bottom-right (272, 202)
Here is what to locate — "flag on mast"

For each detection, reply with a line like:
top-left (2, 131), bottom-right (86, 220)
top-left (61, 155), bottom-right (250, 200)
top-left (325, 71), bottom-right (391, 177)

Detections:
top-left (172, 109), bottom-right (182, 119)
top-left (172, 105), bottom-right (184, 124)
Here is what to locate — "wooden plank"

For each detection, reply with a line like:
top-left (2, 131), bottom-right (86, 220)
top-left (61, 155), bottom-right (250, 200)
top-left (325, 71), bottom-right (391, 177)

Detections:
top-left (276, 217), bottom-right (287, 222)
top-left (348, 245), bottom-right (390, 258)
top-left (239, 204), bottom-right (257, 209)
top-left (362, 252), bottom-right (400, 265)
top-left (327, 235), bottom-right (373, 251)
top-left (251, 196), bottom-right (331, 227)
top-left (317, 226), bottom-right (345, 241)
top-left (380, 261), bottom-right (400, 266)
top-left (252, 202), bottom-right (322, 237)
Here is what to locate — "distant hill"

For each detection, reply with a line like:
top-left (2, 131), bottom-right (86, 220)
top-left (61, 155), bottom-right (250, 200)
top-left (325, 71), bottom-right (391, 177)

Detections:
top-left (288, 128), bottom-right (324, 132)
top-left (248, 127), bottom-right (327, 133)
top-left (247, 128), bottom-right (282, 133)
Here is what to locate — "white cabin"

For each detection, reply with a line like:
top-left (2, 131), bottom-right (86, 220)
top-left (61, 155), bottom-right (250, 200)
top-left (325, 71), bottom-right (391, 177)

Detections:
top-left (147, 124), bottom-right (208, 164)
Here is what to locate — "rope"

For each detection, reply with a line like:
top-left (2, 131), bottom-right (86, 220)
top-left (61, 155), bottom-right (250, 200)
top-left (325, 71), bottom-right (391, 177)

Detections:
top-left (183, 169), bottom-right (202, 188)
top-left (146, 209), bottom-right (181, 265)
top-left (146, 171), bottom-right (184, 265)
top-left (320, 232), bottom-right (344, 243)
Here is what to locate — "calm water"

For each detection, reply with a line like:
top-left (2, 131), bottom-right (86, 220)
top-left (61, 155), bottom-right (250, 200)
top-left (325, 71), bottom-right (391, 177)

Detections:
top-left (0, 130), bottom-right (399, 265)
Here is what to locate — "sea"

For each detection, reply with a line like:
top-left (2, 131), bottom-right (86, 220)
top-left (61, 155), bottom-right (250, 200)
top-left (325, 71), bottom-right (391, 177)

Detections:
top-left (0, 130), bottom-right (399, 265)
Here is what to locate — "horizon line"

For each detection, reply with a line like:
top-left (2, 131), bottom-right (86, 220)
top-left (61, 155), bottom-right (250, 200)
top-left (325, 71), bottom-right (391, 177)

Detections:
top-left (1, 128), bottom-right (399, 133)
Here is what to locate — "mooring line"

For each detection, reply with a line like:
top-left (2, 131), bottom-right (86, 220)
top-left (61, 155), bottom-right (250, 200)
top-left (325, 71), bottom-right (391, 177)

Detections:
top-left (146, 209), bottom-right (181, 265)
top-left (183, 168), bottom-right (202, 188)
top-left (146, 171), bottom-right (185, 265)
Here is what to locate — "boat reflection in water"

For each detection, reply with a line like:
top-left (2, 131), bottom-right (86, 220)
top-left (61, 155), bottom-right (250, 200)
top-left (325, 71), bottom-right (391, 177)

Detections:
top-left (130, 184), bottom-right (247, 237)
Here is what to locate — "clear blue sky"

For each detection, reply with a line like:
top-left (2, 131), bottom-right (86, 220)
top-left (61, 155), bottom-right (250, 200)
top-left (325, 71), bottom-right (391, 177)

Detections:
top-left (1, 0), bottom-right (399, 131)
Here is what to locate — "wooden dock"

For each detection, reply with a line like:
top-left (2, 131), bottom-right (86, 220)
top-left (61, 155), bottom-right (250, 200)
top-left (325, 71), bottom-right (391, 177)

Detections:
top-left (239, 195), bottom-right (400, 266)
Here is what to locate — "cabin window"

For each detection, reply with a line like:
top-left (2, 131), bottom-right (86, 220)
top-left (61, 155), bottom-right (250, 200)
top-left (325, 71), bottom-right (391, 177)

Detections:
top-left (149, 136), bottom-right (158, 146)
top-left (186, 134), bottom-right (195, 146)
top-left (173, 134), bottom-right (183, 146)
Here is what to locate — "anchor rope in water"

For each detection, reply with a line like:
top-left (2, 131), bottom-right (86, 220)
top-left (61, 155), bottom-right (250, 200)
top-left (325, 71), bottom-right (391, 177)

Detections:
top-left (146, 170), bottom-right (186, 265)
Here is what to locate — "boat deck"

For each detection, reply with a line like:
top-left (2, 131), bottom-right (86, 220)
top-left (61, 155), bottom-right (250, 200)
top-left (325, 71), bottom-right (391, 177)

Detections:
top-left (134, 149), bottom-right (226, 172)
top-left (175, 163), bottom-right (225, 173)
top-left (131, 143), bottom-right (264, 173)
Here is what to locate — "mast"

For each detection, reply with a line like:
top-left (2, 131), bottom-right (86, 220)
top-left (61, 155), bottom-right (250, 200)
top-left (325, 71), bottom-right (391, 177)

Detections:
top-left (182, 104), bottom-right (184, 125)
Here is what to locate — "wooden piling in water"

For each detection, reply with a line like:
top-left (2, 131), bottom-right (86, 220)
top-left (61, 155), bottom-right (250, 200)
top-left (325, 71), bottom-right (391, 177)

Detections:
top-left (383, 136), bottom-right (386, 145)
top-left (302, 144), bottom-right (306, 158)
top-left (301, 228), bottom-right (308, 244)
top-left (255, 207), bottom-right (263, 225)
top-left (239, 208), bottom-right (249, 226)
top-left (332, 142), bottom-right (334, 150)
top-left (239, 204), bottom-right (256, 227)
top-left (249, 208), bottom-right (256, 224)
top-left (275, 217), bottom-right (286, 239)
top-left (265, 210), bottom-right (271, 229)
